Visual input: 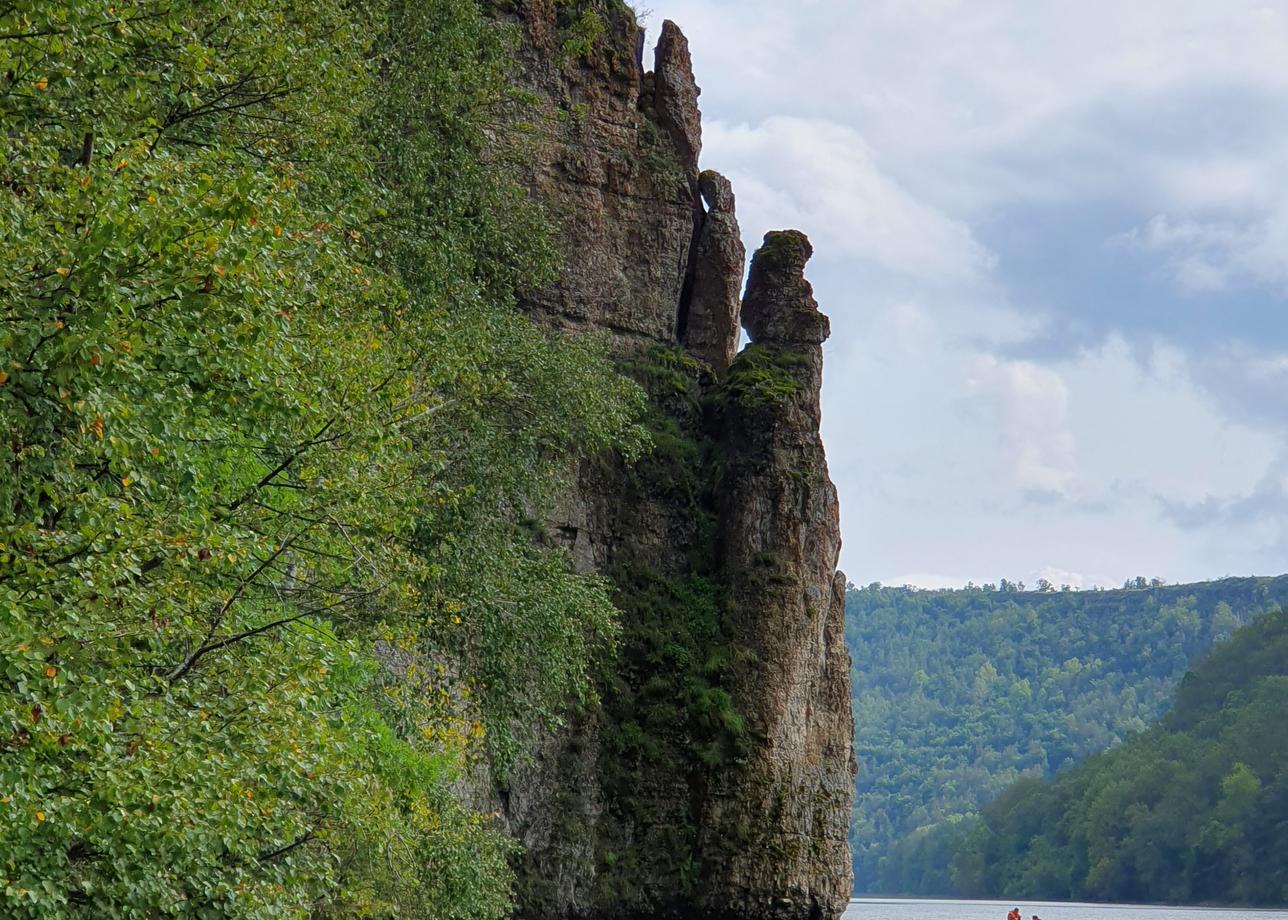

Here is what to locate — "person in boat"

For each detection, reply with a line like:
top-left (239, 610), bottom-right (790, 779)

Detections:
top-left (1008, 909), bottom-right (1020, 920)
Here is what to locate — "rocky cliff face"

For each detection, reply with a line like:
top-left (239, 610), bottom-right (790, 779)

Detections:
top-left (489, 3), bottom-right (855, 917)
top-left (700, 231), bottom-right (856, 918)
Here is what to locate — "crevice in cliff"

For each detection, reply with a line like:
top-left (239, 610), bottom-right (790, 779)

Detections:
top-left (681, 170), bottom-right (745, 374)
top-left (675, 199), bottom-right (707, 344)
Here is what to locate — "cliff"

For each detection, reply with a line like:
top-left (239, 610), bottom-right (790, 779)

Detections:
top-left (489, 3), bottom-right (856, 917)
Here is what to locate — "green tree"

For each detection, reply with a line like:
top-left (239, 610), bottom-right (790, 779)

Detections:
top-left (0, 0), bottom-right (641, 915)
top-left (846, 577), bottom-right (1288, 895)
top-left (948, 611), bottom-right (1288, 906)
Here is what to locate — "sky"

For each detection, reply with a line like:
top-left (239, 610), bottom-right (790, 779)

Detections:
top-left (645, 0), bottom-right (1288, 589)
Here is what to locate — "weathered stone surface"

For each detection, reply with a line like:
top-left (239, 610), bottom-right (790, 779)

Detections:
top-left (652, 20), bottom-right (702, 185)
top-left (683, 170), bottom-right (745, 374)
top-left (700, 233), bottom-right (856, 918)
top-left (489, 6), bottom-right (854, 919)
top-left (489, 0), bottom-right (698, 350)
top-left (503, 714), bottom-right (605, 915)
top-left (741, 231), bottom-right (830, 349)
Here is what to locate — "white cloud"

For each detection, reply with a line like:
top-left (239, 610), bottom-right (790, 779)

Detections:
top-left (704, 116), bottom-right (996, 284)
top-left (966, 356), bottom-right (1077, 496)
top-left (644, 0), bottom-right (1288, 587)
top-left (661, 0), bottom-right (1288, 216)
top-left (1056, 336), bottom-right (1280, 502)
top-left (821, 289), bottom-right (1283, 585)
top-left (1148, 154), bottom-right (1272, 214)
top-left (1188, 340), bottom-right (1288, 428)
top-left (1035, 567), bottom-right (1108, 591)
top-left (884, 572), bottom-right (981, 591)
top-left (1113, 208), bottom-right (1288, 293)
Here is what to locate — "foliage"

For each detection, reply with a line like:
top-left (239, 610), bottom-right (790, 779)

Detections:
top-left (553, 0), bottom-right (625, 64)
top-left (0, 0), bottom-right (643, 915)
top-left (846, 576), bottom-right (1288, 895)
top-left (716, 344), bottom-right (803, 411)
top-left (949, 610), bottom-right (1288, 905)
top-left (368, 0), bottom-right (645, 778)
top-left (584, 345), bottom-right (748, 904)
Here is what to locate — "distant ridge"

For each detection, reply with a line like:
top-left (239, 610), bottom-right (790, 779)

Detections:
top-left (954, 608), bottom-right (1288, 905)
top-left (845, 574), bottom-right (1288, 895)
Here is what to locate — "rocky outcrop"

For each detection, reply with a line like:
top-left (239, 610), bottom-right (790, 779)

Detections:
top-left (489, 4), bottom-right (854, 918)
top-left (683, 171), bottom-right (745, 375)
top-left (650, 20), bottom-right (702, 185)
top-left (496, 2), bottom-right (701, 350)
top-left (700, 232), bottom-right (856, 918)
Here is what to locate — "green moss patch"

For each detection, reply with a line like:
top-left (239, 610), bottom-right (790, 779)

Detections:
top-left (716, 343), bottom-right (805, 411)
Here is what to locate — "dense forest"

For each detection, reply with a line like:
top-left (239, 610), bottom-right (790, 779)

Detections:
top-left (951, 609), bottom-right (1288, 904)
top-left (845, 576), bottom-right (1288, 895)
top-left (0, 1), bottom-right (645, 916)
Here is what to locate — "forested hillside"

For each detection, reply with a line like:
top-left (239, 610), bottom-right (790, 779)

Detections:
top-left (0, 1), bottom-right (645, 916)
top-left (951, 609), bottom-right (1288, 905)
top-left (845, 576), bottom-right (1288, 894)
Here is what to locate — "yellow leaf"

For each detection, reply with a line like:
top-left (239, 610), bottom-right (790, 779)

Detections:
top-left (55, 267), bottom-right (70, 277)
top-left (34, 78), bottom-right (48, 91)
top-left (34, 811), bottom-right (45, 822)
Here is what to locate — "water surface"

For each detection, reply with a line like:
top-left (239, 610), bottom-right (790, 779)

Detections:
top-left (845, 898), bottom-right (1288, 920)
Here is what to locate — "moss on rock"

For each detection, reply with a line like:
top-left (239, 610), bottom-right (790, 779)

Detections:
top-left (716, 344), bottom-right (806, 411)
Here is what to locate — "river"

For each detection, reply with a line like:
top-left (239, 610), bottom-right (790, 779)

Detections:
top-left (844, 898), bottom-right (1288, 920)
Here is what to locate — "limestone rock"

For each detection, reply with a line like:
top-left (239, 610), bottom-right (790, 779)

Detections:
top-left (683, 170), bottom-right (745, 374)
top-left (500, 0), bottom-right (699, 349)
top-left (741, 230), bottom-right (830, 348)
top-left (652, 20), bottom-right (702, 185)
top-left (488, 6), bottom-right (854, 919)
top-left (700, 233), bottom-right (856, 918)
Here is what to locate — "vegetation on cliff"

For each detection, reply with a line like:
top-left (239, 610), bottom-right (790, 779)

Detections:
top-left (587, 344), bottom-right (750, 905)
top-left (0, 0), bottom-right (643, 916)
top-left (950, 609), bottom-right (1288, 905)
top-left (846, 577), bottom-right (1288, 895)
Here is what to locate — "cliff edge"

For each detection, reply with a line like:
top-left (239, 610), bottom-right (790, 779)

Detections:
top-left (489, 4), bottom-right (855, 917)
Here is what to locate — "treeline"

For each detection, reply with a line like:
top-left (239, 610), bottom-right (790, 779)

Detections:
top-left (952, 609), bottom-right (1288, 904)
top-left (845, 576), bottom-right (1288, 895)
top-left (1, 1), bottom-right (640, 917)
